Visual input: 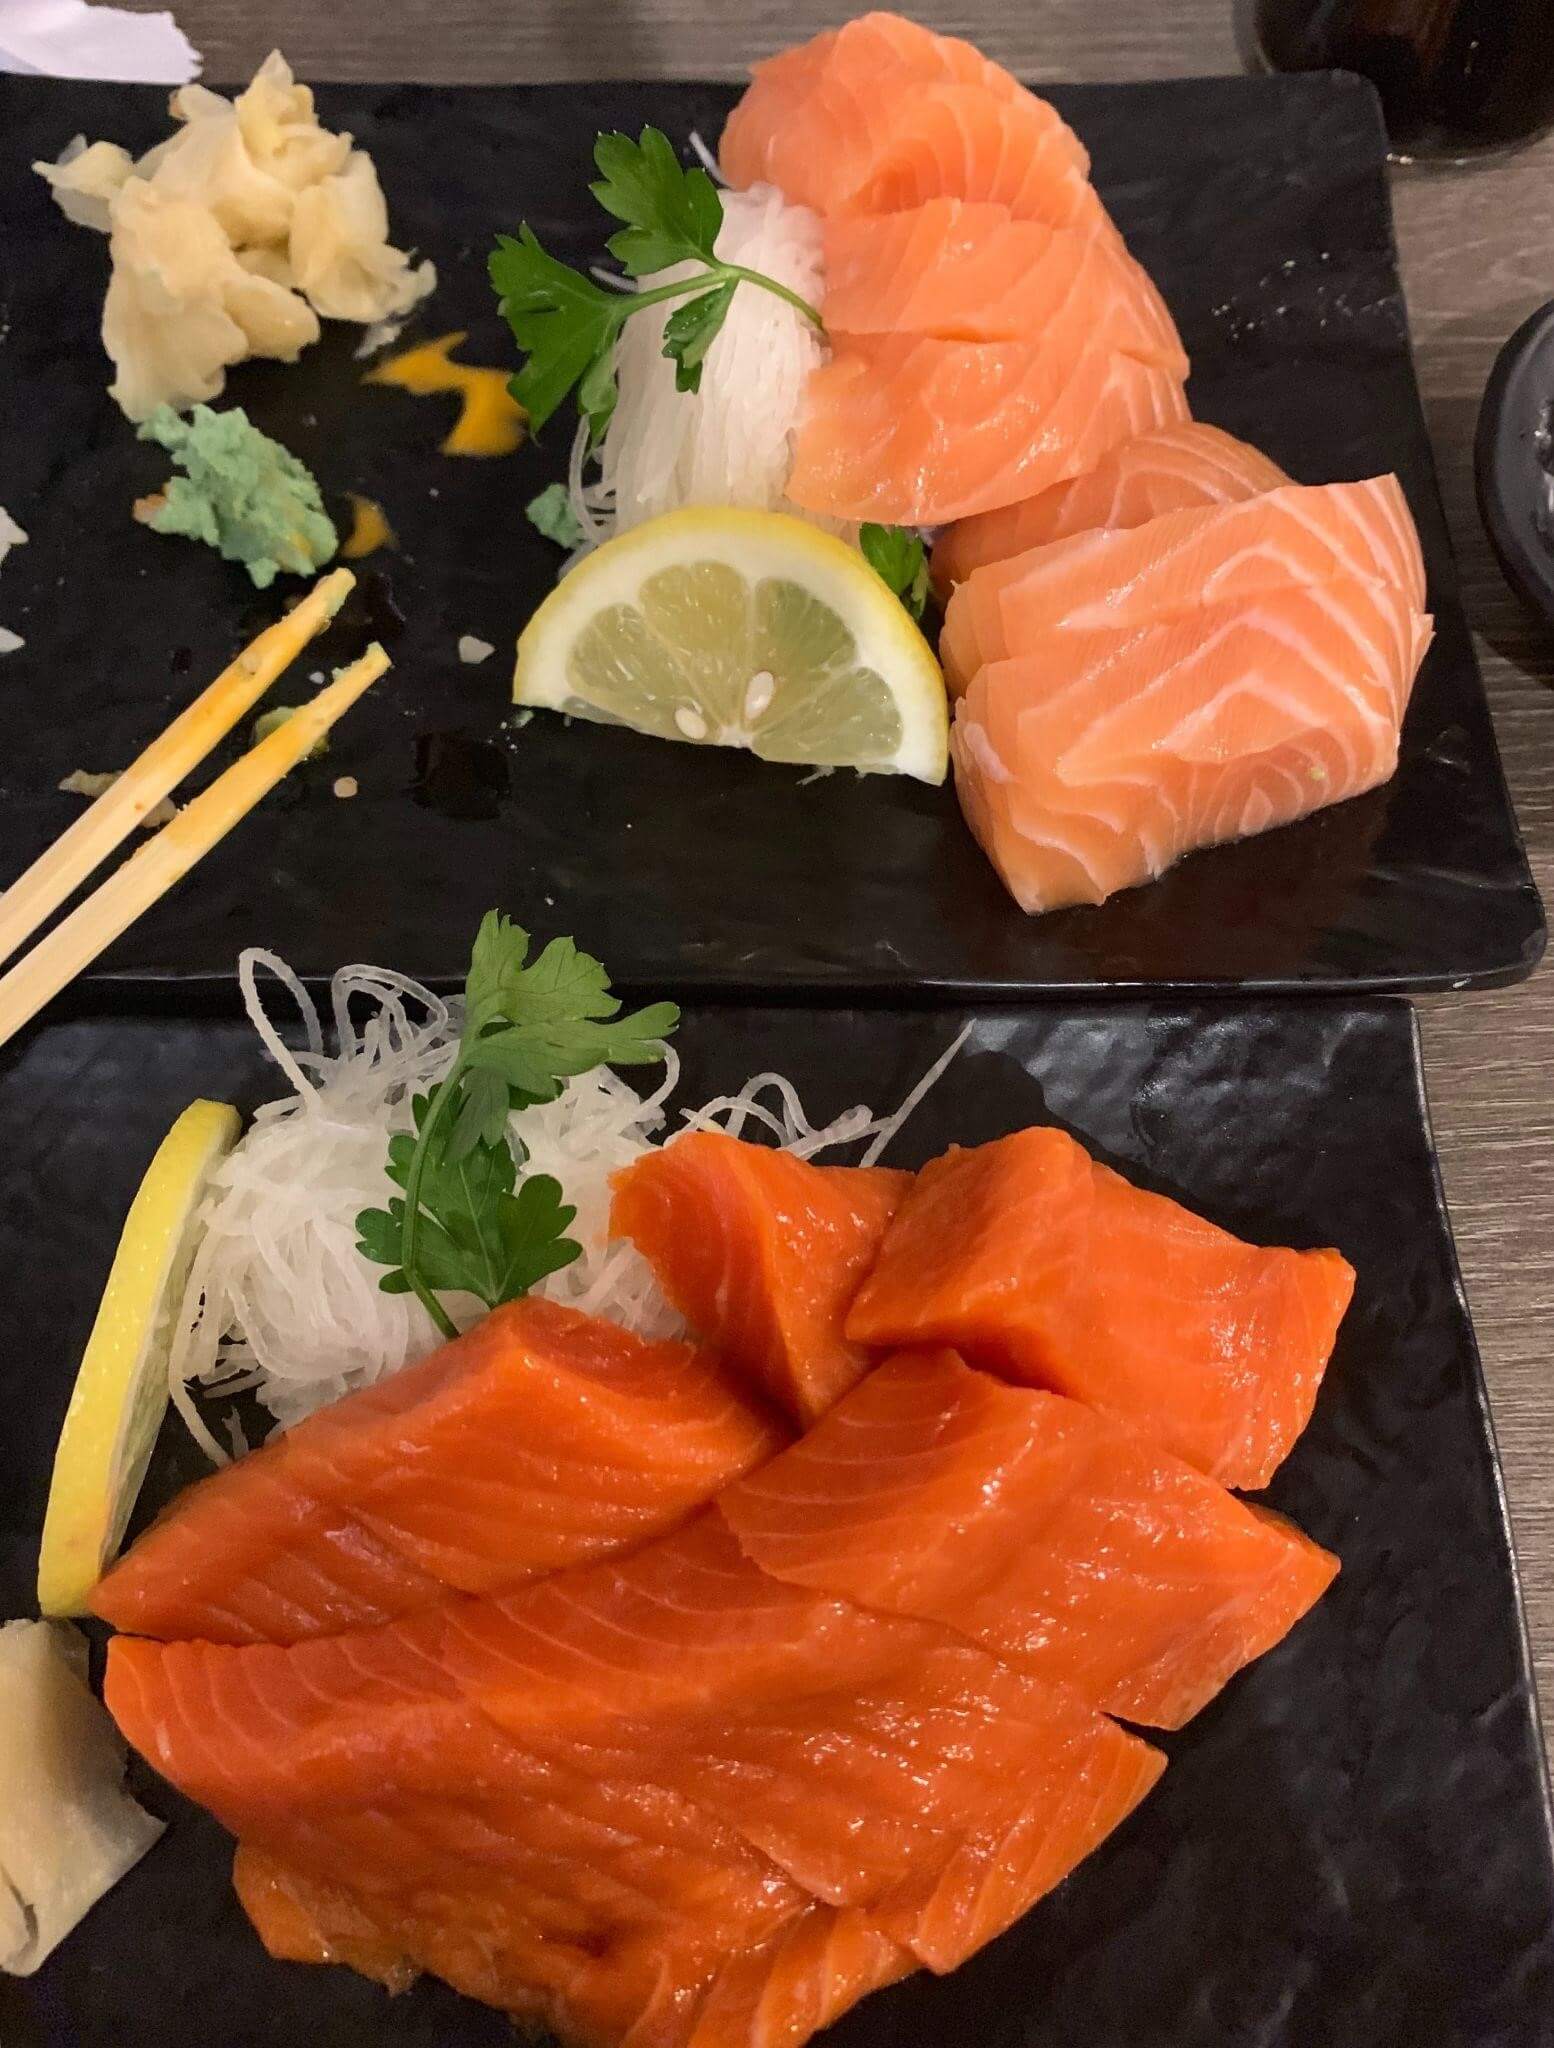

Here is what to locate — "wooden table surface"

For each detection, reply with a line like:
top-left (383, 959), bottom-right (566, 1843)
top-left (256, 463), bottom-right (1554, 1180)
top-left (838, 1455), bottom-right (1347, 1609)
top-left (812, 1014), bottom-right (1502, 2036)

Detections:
top-left (131, 0), bottom-right (1554, 1749)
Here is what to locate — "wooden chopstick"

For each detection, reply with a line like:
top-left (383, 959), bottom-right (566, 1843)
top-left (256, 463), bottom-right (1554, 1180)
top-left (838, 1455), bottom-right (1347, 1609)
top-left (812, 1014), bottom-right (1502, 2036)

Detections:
top-left (0, 643), bottom-right (390, 1051)
top-left (0, 565), bottom-right (358, 972)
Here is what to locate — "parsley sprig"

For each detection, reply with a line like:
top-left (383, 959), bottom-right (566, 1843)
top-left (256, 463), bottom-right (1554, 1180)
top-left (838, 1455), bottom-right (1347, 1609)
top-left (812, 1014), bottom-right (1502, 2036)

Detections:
top-left (355, 914), bottom-right (678, 1339)
top-left (490, 127), bottom-right (824, 445)
top-left (860, 524), bottom-right (932, 624)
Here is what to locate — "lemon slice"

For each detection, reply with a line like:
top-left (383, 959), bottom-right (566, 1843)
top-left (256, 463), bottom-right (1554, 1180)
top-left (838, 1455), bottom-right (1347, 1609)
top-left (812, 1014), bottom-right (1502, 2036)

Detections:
top-left (38, 1100), bottom-right (241, 1616)
top-left (514, 508), bottom-right (949, 783)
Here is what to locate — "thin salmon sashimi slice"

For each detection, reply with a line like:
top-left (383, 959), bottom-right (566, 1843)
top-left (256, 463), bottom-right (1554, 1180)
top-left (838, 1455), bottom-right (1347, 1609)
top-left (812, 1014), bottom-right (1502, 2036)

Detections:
top-left (725, 78), bottom-right (1103, 230)
top-left (92, 1298), bottom-right (785, 1645)
top-left (610, 1133), bottom-right (910, 1426)
top-left (788, 332), bottom-right (1189, 526)
top-left (948, 581), bottom-right (1432, 908)
top-left (933, 420), bottom-right (1290, 589)
top-left (721, 19), bottom-right (1100, 230)
top-left (730, 14), bottom-right (1045, 125)
top-left (941, 475), bottom-right (1428, 677)
top-left (723, 1351), bottom-right (1338, 1728)
top-left (846, 1128), bottom-right (1355, 1487)
top-left (821, 200), bottom-right (1185, 368)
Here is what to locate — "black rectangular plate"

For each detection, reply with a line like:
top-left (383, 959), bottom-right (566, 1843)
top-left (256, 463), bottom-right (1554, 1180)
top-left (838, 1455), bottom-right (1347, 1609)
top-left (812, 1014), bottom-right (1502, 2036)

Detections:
top-left (0, 72), bottom-right (1543, 999)
top-left (0, 996), bottom-right (1551, 2045)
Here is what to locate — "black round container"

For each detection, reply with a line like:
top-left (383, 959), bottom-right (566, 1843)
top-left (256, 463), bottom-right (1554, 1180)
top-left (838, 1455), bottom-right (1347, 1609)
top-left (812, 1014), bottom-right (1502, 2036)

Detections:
top-left (1475, 300), bottom-right (1554, 626)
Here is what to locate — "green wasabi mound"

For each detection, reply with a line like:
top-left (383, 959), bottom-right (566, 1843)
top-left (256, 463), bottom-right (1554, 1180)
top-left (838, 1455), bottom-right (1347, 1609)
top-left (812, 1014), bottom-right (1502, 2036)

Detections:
top-left (136, 404), bottom-right (338, 590)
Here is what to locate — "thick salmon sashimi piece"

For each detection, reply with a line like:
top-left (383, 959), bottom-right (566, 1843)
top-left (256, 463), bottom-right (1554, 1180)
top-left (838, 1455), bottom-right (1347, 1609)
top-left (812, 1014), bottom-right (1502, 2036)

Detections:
top-left (822, 200), bottom-right (1185, 369)
top-left (238, 1862), bottom-right (920, 2048)
top-left (92, 1298), bottom-right (784, 1645)
top-left (109, 1524), bottom-right (1163, 2023)
top-left (846, 1129), bottom-right (1355, 1487)
top-left (947, 581), bottom-right (1432, 909)
top-left (119, 1618), bottom-right (831, 2035)
top-left (236, 1820), bottom-right (804, 2048)
top-left (723, 1351), bottom-right (1338, 1727)
top-left (610, 1133), bottom-right (910, 1426)
top-left (933, 420), bottom-right (1289, 589)
top-left (788, 332), bottom-right (1189, 526)
top-left (676, 1906), bottom-right (914, 2048)
top-left (941, 476), bottom-right (1428, 675)
top-left (415, 1521), bottom-right (1156, 1955)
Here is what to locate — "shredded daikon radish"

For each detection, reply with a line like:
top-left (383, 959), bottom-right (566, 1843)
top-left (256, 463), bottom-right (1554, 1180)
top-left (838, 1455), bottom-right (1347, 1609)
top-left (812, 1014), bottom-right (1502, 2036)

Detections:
top-left (168, 949), bottom-right (964, 1460)
top-left (570, 182), bottom-right (834, 547)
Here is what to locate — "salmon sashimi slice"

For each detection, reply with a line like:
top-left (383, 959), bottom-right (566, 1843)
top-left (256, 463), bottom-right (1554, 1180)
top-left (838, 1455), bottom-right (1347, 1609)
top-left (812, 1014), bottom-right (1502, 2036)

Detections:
top-left (116, 1613), bottom-right (1158, 1991)
top-left (821, 200), bottom-right (1185, 369)
top-left (723, 1351), bottom-right (1338, 1728)
top-left (941, 477), bottom-right (1428, 672)
top-left (119, 1633), bottom-right (821, 2034)
top-left (788, 332), bottom-right (1189, 526)
top-left (110, 1513), bottom-right (1163, 2013)
top-left (729, 14), bottom-right (1046, 126)
top-left (237, 1850), bottom-right (916, 2048)
top-left (933, 420), bottom-right (1290, 589)
top-left (675, 1906), bottom-right (914, 2048)
top-left (610, 1134), bottom-right (910, 1426)
top-left (92, 1298), bottom-right (784, 1645)
top-left (943, 554), bottom-right (1424, 722)
top-left (947, 581), bottom-right (1432, 908)
top-left (414, 1522), bottom-right (1153, 1954)
top-left (237, 1832), bottom-right (798, 2048)
top-left (235, 1844), bottom-right (420, 1990)
top-left (846, 1129), bottom-right (1356, 1487)
top-left (721, 20), bottom-right (1101, 230)
top-left (725, 77), bottom-right (1103, 230)
top-left (432, 1512), bottom-right (932, 1733)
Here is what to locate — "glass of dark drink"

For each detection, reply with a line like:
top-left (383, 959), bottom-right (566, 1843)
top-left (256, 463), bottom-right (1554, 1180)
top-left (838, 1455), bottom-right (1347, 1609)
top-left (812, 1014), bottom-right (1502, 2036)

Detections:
top-left (1240, 0), bottom-right (1554, 161)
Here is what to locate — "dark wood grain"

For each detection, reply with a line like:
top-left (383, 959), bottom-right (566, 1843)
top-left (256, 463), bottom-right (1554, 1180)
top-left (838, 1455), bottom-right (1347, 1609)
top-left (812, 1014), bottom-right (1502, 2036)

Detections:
top-left (122, 0), bottom-right (1554, 1744)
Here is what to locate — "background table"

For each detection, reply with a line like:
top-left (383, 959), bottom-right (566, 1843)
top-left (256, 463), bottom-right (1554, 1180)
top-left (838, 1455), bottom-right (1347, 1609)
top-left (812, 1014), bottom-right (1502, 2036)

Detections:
top-left (123, 0), bottom-right (1554, 1754)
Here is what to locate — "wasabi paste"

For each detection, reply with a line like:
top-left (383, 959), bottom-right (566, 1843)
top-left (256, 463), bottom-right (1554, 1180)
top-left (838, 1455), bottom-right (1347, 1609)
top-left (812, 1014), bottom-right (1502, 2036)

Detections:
top-left (136, 405), bottom-right (338, 589)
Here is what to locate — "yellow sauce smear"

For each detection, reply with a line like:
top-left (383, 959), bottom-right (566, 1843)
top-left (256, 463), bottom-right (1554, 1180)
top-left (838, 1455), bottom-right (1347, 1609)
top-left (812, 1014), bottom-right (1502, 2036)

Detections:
top-left (364, 332), bottom-right (526, 457)
top-left (340, 493), bottom-right (395, 559)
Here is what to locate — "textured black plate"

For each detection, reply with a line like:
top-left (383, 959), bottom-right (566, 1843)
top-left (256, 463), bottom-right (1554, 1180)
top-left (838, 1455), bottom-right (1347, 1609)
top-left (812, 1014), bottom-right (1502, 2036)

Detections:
top-left (0, 997), bottom-right (1551, 2045)
top-left (0, 72), bottom-right (1543, 999)
top-left (1476, 298), bottom-right (1554, 625)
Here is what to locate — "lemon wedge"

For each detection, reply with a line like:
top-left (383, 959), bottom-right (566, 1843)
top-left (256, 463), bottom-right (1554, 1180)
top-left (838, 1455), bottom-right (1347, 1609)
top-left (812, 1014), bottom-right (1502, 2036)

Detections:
top-left (514, 508), bottom-right (948, 783)
top-left (38, 1100), bottom-right (241, 1616)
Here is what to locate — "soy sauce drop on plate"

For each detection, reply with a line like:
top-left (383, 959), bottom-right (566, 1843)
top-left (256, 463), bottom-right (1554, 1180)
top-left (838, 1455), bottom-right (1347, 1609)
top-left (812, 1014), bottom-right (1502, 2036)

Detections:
top-left (411, 730), bottom-right (511, 821)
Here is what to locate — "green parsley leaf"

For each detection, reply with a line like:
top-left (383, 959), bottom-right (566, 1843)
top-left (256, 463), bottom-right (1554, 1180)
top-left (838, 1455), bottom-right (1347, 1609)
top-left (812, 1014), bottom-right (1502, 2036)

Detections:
top-left (489, 227), bottom-right (626, 436)
top-left (859, 523), bottom-right (932, 624)
top-left (355, 914), bottom-right (678, 1337)
top-left (593, 127), bottom-right (722, 276)
top-left (491, 125), bottom-right (822, 445)
top-left (355, 1094), bottom-right (582, 1311)
top-left (662, 280), bottom-right (739, 394)
top-left (577, 348), bottom-right (621, 447)
top-left (526, 482), bottom-right (586, 549)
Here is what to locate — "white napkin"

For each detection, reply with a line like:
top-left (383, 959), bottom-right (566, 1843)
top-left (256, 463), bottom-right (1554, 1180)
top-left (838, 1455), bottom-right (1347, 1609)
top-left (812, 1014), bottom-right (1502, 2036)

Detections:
top-left (0, 0), bottom-right (200, 82)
